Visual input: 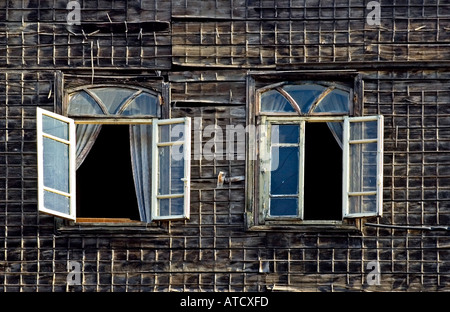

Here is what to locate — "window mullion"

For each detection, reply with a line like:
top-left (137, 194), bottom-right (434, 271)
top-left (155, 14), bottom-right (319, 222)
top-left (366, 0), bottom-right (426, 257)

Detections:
top-left (342, 116), bottom-right (350, 219)
top-left (259, 117), bottom-right (270, 223)
top-left (298, 120), bottom-right (305, 220)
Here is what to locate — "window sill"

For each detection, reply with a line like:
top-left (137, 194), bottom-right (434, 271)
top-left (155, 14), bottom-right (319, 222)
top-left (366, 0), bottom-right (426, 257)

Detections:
top-left (247, 223), bottom-right (360, 233)
top-left (246, 217), bottom-right (362, 233)
top-left (55, 218), bottom-right (169, 235)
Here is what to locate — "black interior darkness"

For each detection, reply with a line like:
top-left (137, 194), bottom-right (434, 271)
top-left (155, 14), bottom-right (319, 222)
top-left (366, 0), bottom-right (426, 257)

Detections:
top-left (76, 125), bottom-right (140, 220)
top-left (303, 122), bottom-right (342, 220)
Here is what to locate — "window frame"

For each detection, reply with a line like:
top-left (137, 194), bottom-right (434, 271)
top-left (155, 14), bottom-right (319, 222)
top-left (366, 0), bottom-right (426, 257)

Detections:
top-left (37, 82), bottom-right (191, 224)
top-left (37, 115), bottom-right (192, 223)
top-left (256, 80), bottom-right (355, 117)
top-left (151, 117), bottom-right (191, 221)
top-left (342, 115), bottom-right (384, 218)
top-left (63, 84), bottom-right (163, 119)
top-left (246, 72), bottom-right (382, 231)
top-left (260, 116), bottom-right (348, 222)
top-left (36, 107), bottom-right (77, 221)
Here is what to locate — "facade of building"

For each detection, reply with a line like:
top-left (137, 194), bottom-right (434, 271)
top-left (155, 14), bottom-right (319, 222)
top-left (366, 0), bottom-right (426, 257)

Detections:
top-left (1, 0), bottom-right (450, 292)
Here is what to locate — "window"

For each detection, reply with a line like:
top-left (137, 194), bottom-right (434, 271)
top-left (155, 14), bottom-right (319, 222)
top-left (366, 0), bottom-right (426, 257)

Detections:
top-left (247, 77), bottom-right (383, 228)
top-left (37, 85), bottom-right (191, 223)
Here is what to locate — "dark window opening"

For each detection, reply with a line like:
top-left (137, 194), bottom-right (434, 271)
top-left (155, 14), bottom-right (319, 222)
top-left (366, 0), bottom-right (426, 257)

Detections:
top-left (76, 125), bottom-right (140, 220)
top-left (303, 122), bottom-right (342, 220)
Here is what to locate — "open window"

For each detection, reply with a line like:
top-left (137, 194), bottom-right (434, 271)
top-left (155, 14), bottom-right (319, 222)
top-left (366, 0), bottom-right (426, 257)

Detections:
top-left (37, 108), bottom-right (76, 221)
top-left (37, 85), bottom-right (191, 223)
top-left (343, 115), bottom-right (384, 218)
top-left (247, 77), bottom-right (383, 229)
top-left (152, 118), bottom-right (191, 220)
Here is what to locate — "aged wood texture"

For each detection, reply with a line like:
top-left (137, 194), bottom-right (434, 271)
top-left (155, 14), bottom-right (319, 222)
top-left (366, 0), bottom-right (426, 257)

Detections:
top-left (172, 0), bottom-right (450, 67)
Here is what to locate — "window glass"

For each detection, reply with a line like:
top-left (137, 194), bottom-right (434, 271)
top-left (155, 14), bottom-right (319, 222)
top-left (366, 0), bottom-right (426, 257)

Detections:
top-left (68, 91), bottom-right (104, 115)
top-left (350, 120), bottom-right (378, 140)
top-left (68, 87), bottom-right (160, 117)
top-left (37, 108), bottom-right (75, 221)
top-left (272, 124), bottom-right (299, 144)
top-left (170, 148), bottom-right (185, 194)
top-left (260, 89), bottom-right (296, 112)
top-left (349, 195), bottom-right (377, 215)
top-left (282, 84), bottom-right (326, 113)
top-left (270, 197), bottom-right (298, 216)
top-left (259, 84), bottom-right (350, 115)
top-left (152, 118), bottom-right (191, 221)
top-left (344, 116), bottom-right (384, 218)
top-left (349, 143), bottom-right (378, 193)
top-left (89, 87), bottom-right (136, 114)
top-left (44, 190), bottom-right (71, 215)
top-left (42, 115), bottom-right (69, 140)
top-left (313, 88), bottom-right (350, 114)
top-left (43, 137), bottom-right (70, 192)
top-left (122, 93), bottom-right (159, 116)
top-left (159, 197), bottom-right (184, 216)
top-left (270, 146), bottom-right (299, 196)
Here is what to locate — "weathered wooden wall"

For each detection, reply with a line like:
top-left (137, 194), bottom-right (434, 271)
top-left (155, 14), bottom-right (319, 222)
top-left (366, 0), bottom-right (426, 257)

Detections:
top-left (0, 0), bottom-right (450, 292)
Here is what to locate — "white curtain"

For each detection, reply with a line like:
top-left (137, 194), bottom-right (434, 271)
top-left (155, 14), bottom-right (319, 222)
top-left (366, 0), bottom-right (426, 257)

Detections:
top-left (261, 90), bottom-right (295, 112)
top-left (313, 90), bottom-right (349, 149)
top-left (129, 124), bottom-right (153, 223)
top-left (326, 122), bottom-right (343, 149)
top-left (75, 124), bottom-right (102, 169)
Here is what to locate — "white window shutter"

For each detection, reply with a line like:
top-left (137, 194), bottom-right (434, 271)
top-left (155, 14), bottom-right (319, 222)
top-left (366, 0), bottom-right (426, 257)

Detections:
top-left (343, 115), bottom-right (384, 218)
top-left (36, 108), bottom-right (76, 220)
top-left (152, 117), bottom-right (191, 221)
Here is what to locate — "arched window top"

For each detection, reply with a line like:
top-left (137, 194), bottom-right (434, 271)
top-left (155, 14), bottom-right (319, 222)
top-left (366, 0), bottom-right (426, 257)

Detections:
top-left (259, 83), bottom-right (351, 115)
top-left (67, 86), bottom-right (160, 117)
top-left (260, 89), bottom-right (296, 113)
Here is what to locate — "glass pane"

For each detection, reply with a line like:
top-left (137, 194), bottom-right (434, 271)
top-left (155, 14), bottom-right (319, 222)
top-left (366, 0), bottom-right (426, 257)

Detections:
top-left (350, 120), bottom-right (378, 141)
top-left (271, 124), bottom-right (299, 144)
top-left (158, 145), bottom-right (185, 195)
top-left (313, 89), bottom-right (350, 114)
top-left (171, 197), bottom-right (184, 216)
top-left (68, 91), bottom-right (104, 116)
top-left (170, 124), bottom-right (185, 142)
top-left (171, 148), bottom-right (185, 194)
top-left (158, 146), bottom-right (170, 195)
top-left (349, 195), bottom-right (376, 215)
top-left (260, 89), bottom-right (295, 113)
top-left (159, 124), bottom-right (171, 142)
top-left (42, 115), bottom-right (69, 140)
top-left (43, 137), bottom-right (69, 193)
top-left (44, 190), bottom-right (70, 215)
top-left (122, 93), bottom-right (160, 116)
top-left (158, 197), bottom-right (184, 217)
top-left (89, 87), bottom-right (135, 115)
top-left (349, 143), bottom-right (377, 193)
top-left (159, 124), bottom-right (185, 143)
top-left (270, 146), bottom-right (299, 195)
top-left (159, 198), bottom-right (170, 216)
top-left (270, 197), bottom-right (298, 216)
top-left (282, 84), bottom-right (326, 113)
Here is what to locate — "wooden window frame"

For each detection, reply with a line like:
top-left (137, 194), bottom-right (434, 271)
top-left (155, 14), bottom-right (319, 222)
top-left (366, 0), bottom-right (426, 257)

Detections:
top-left (246, 72), bottom-right (383, 231)
top-left (342, 115), bottom-right (384, 218)
top-left (37, 114), bottom-right (191, 224)
top-left (151, 118), bottom-right (191, 221)
top-left (37, 108), bottom-right (77, 221)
